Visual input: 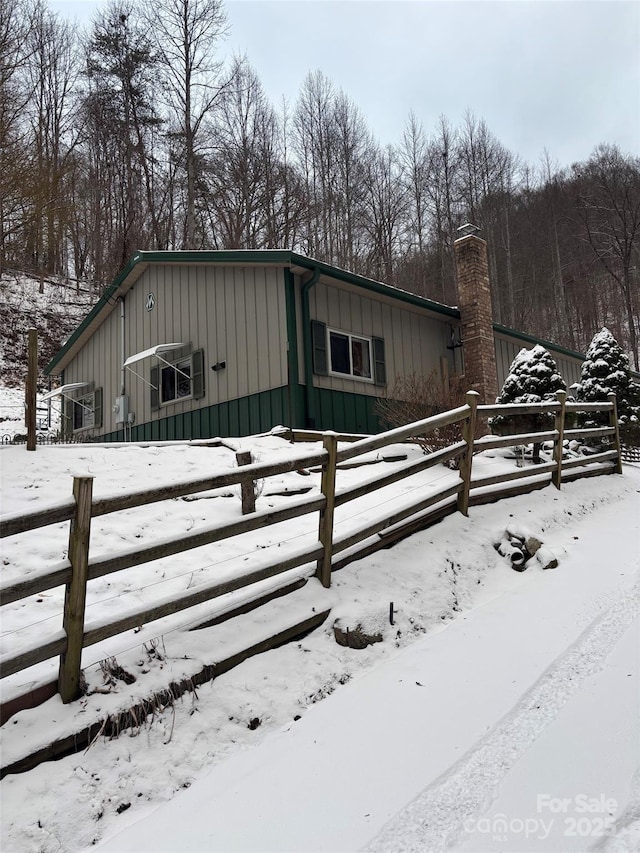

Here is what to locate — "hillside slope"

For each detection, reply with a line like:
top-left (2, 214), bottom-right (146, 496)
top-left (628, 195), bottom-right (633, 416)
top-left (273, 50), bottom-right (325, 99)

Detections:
top-left (0, 272), bottom-right (97, 387)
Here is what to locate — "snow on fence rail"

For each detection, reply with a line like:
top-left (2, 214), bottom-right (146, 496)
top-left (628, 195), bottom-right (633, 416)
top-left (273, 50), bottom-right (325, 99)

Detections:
top-left (0, 391), bottom-right (623, 707)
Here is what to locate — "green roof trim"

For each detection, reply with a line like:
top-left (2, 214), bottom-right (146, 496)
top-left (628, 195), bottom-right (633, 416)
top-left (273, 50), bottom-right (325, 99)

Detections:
top-left (45, 252), bottom-right (144, 373)
top-left (45, 249), bottom-right (460, 374)
top-left (493, 323), bottom-right (586, 362)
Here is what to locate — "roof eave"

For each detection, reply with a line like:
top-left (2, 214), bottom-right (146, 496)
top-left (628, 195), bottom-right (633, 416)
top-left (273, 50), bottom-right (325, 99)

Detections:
top-left (45, 249), bottom-right (461, 375)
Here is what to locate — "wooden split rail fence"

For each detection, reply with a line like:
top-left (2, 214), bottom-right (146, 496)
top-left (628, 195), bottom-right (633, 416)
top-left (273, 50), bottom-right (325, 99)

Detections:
top-left (0, 391), bottom-right (622, 707)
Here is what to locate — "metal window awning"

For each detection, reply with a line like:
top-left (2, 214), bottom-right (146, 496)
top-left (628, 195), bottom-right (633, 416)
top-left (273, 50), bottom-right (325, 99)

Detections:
top-left (123, 343), bottom-right (186, 367)
top-left (41, 382), bottom-right (91, 401)
top-left (123, 343), bottom-right (190, 389)
top-left (41, 383), bottom-right (93, 419)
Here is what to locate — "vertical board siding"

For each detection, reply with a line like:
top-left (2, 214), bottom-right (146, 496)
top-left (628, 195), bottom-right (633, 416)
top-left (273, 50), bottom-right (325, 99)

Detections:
top-left (312, 387), bottom-right (381, 434)
top-left (494, 334), bottom-right (584, 391)
top-left (309, 280), bottom-right (454, 399)
top-left (101, 386), bottom-right (289, 442)
top-left (61, 264), bottom-right (287, 440)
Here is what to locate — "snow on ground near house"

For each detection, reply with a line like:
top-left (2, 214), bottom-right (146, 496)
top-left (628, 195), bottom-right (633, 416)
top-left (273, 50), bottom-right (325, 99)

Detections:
top-left (0, 385), bottom-right (60, 437)
top-left (0, 438), bottom-right (638, 853)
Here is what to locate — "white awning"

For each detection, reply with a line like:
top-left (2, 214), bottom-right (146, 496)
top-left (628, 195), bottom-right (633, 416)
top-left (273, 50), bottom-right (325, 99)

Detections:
top-left (41, 382), bottom-right (91, 401)
top-left (123, 343), bottom-right (185, 368)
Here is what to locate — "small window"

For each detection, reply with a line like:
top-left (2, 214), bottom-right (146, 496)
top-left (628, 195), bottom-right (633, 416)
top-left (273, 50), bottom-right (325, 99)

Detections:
top-left (161, 357), bottom-right (192, 404)
top-left (328, 329), bottom-right (372, 381)
top-left (151, 349), bottom-right (205, 411)
top-left (71, 388), bottom-right (102, 431)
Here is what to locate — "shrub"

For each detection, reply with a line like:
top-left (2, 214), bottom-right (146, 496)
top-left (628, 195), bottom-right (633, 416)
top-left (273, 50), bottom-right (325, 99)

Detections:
top-left (490, 345), bottom-right (566, 463)
top-left (374, 369), bottom-right (468, 458)
top-left (575, 328), bottom-right (637, 423)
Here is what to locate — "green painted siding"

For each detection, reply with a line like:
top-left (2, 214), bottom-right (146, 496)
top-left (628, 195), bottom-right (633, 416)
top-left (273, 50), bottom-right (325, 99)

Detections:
top-left (312, 386), bottom-right (382, 434)
top-left (99, 384), bottom-right (384, 441)
top-left (101, 386), bottom-right (290, 442)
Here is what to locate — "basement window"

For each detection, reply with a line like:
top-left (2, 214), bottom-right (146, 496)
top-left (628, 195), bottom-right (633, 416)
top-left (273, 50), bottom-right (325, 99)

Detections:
top-left (329, 330), bottom-right (372, 380)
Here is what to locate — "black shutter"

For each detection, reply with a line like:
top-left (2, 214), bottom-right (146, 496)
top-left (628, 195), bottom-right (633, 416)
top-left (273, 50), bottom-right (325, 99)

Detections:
top-left (150, 365), bottom-right (160, 411)
top-left (192, 349), bottom-right (205, 399)
top-left (64, 398), bottom-right (74, 437)
top-left (93, 388), bottom-right (103, 429)
top-left (373, 337), bottom-right (386, 386)
top-left (311, 320), bottom-right (328, 375)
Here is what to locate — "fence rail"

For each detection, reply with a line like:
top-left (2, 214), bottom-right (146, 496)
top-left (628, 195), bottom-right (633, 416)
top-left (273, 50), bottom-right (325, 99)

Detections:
top-left (0, 391), bottom-right (623, 706)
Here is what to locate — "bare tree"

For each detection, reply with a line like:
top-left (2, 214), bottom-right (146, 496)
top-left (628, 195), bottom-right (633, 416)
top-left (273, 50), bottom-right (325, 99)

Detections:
top-left (400, 111), bottom-right (429, 260)
top-left (362, 144), bottom-right (406, 284)
top-left (0, 0), bottom-right (34, 272)
top-left (144, 0), bottom-right (229, 249)
top-left (205, 56), bottom-right (276, 248)
top-left (575, 145), bottom-right (640, 369)
top-left (26, 0), bottom-right (80, 277)
top-left (424, 115), bottom-right (460, 305)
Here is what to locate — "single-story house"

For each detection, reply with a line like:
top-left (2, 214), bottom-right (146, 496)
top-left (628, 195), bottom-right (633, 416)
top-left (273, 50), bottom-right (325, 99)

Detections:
top-left (45, 237), bottom-right (586, 441)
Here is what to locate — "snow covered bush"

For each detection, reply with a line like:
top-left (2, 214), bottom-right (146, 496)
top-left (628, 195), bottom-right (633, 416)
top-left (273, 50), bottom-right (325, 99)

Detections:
top-left (490, 345), bottom-right (566, 463)
top-left (575, 328), bottom-right (640, 447)
top-left (494, 345), bottom-right (566, 407)
top-left (575, 328), bottom-right (635, 419)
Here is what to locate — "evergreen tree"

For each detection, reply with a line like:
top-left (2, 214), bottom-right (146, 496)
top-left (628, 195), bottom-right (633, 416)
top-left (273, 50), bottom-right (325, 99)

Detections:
top-left (575, 328), bottom-right (634, 420)
top-left (497, 345), bottom-right (566, 405)
top-left (491, 345), bottom-right (566, 462)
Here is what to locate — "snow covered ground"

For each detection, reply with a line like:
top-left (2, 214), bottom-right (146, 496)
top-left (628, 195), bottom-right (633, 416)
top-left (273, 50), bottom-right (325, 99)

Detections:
top-left (1, 436), bottom-right (638, 853)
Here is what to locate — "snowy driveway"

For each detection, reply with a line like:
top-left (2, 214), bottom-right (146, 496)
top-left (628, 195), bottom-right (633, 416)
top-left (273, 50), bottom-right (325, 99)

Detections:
top-left (92, 470), bottom-right (640, 853)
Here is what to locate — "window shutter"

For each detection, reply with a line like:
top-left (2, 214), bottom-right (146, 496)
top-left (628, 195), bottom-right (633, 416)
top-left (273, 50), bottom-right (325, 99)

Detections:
top-left (150, 365), bottom-right (160, 411)
top-left (192, 349), bottom-right (205, 399)
top-left (94, 388), bottom-right (103, 429)
top-left (64, 399), bottom-right (74, 437)
top-left (311, 320), bottom-right (328, 376)
top-left (373, 337), bottom-right (386, 386)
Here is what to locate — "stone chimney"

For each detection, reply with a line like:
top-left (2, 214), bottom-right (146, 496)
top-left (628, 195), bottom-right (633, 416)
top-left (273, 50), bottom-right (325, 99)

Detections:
top-left (454, 231), bottom-right (498, 404)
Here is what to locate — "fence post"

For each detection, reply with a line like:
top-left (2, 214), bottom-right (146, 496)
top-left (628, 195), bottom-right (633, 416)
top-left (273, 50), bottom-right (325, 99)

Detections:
top-left (26, 328), bottom-right (37, 452)
top-left (58, 475), bottom-right (94, 703)
top-left (317, 431), bottom-right (338, 588)
top-left (552, 390), bottom-right (567, 489)
top-left (236, 451), bottom-right (256, 514)
top-left (457, 391), bottom-right (479, 517)
top-left (608, 392), bottom-right (623, 474)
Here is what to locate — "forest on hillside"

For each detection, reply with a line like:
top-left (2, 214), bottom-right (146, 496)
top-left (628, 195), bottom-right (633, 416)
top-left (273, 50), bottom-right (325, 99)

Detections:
top-left (1, 0), bottom-right (638, 368)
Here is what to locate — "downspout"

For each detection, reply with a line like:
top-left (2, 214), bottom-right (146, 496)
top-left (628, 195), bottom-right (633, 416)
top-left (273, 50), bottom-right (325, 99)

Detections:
top-left (119, 297), bottom-right (126, 441)
top-left (301, 267), bottom-right (320, 429)
top-left (119, 297), bottom-right (126, 396)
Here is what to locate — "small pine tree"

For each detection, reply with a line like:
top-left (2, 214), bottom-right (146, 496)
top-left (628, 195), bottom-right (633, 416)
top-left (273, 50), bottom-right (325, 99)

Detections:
top-left (491, 345), bottom-right (566, 462)
top-left (496, 345), bottom-right (567, 405)
top-left (575, 328), bottom-right (633, 419)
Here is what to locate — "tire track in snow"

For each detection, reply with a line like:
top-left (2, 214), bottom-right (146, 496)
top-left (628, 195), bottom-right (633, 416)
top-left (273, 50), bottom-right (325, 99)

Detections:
top-left (594, 768), bottom-right (640, 852)
top-left (362, 578), bottom-right (640, 853)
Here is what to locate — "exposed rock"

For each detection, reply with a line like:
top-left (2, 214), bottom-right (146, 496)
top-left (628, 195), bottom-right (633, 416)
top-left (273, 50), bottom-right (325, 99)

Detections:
top-left (333, 622), bottom-right (382, 650)
top-left (536, 547), bottom-right (559, 570)
top-left (525, 535), bottom-right (543, 556)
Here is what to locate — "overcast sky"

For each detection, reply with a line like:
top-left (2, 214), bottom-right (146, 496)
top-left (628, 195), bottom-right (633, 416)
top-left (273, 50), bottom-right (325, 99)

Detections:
top-left (51, 0), bottom-right (639, 170)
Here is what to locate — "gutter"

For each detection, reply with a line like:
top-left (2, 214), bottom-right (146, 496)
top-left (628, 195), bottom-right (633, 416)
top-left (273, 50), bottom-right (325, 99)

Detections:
top-left (301, 267), bottom-right (320, 428)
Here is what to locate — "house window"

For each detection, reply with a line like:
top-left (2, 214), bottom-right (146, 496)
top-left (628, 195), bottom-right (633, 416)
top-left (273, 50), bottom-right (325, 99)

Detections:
top-left (70, 388), bottom-right (102, 432)
top-left (150, 349), bottom-right (205, 411)
top-left (329, 330), bottom-right (372, 380)
top-left (160, 357), bottom-right (192, 404)
top-left (311, 320), bottom-right (385, 386)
